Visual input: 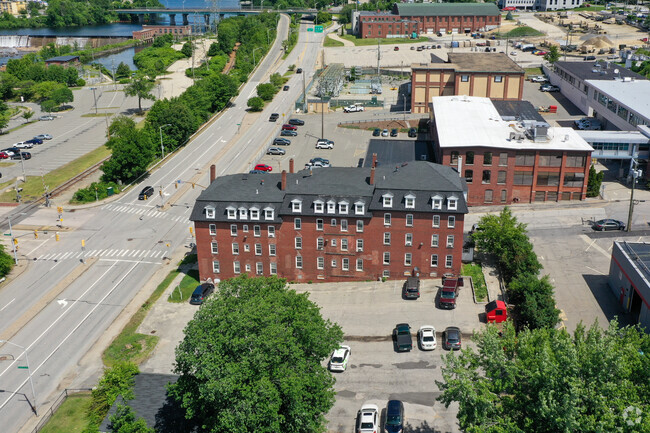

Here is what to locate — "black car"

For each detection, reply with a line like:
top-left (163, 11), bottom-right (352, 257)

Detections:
top-left (402, 276), bottom-right (420, 299)
top-left (385, 400), bottom-right (405, 433)
top-left (296, 68), bottom-right (303, 73)
top-left (273, 137), bottom-right (291, 146)
top-left (288, 118), bottom-right (304, 126)
top-left (390, 128), bottom-right (398, 137)
top-left (269, 113), bottom-right (279, 122)
top-left (249, 169), bottom-right (266, 174)
top-left (372, 128), bottom-right (381, 136)
top-left (24, 138), bottom-right (43, 145)
top-left (190, 283), bottom-right (215, 305)
top-left (138, 186), bottom-right (154, 200)
top-left (310, 157), bottom-right (330, 165)
top-left (592, 219), bottom-right (626, 231)
top-left (280, 129), bottom-right (297, 137)
top-left (283, 85), bottom-right (290, 91)
top-left (408, 127), bottom-right (417, 138)
top-left (11, 152), bottom-right (31, 160)
top-left (443, 326), bottom-right (462, 350)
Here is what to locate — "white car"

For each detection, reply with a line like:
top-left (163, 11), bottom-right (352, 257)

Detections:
top-left (328, 345), bottom-right (351, 371)
top-left (381, 129), bottom-right (389, 137)
top-left (315, 139), bottom-right (334, 149)
top-left (510, 51), bottom-right (518, 56)
top-left (344, 104), bottom-right (364, 113)
top-left (357, 403), bottom-right (379, 433)
top-left (529, 75), bottom-right (548, 83)
top-left (13, 142), bottom-right (33, 149)
top-left (418, 325), bottom-right (437, 350)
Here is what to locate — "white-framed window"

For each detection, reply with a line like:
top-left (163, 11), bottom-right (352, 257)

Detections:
top-left (342, 258), bottom-right (350, 271)
top-left (494, 75), bottom-right (503, 83)
top-left (205, 206), bottom-right (215, 219)
top-left (256, 262), bottom-right (263, 275)
top-left (432, 195), bottom-right (443, 210)
top-left (268, 226), bottom-right (275, 237)
top-left (382, 193), bottom-right (393, 207)
top-left (404, 253), bottom-right (412, 266)
top-left (253, 225), bottom-right (261, 237)
top-left (316, 219), bottom-right (323, 231)
top-left (209, 224), bottom-right (216, 235)
top-left (432, 215), bottom-right (440, 228)
top-left (211, 241), bottom-right (218, 254)
top-left (317, 237), bottom-right (324, 250)
top-left (317, 257), bottom-right (324, 269)
top-left (245, 264), bottom-right (251, 272)
top-left (338, 201), bottom-right (349, 214)
top-left (264, 208), bottom-right (274, 220)
top-left (384, 232), bottom-right (391, 245)
top-left (212, 260), bottom-right (220, 273)
top-left (242, 225), bottom-right (249, 233)
top-left (314, 200), bottom-right (324, 213)
top-left (356, 239), bottom-right (364, 252)
top-left (291, 199), bottom-right (302, 212)
top-left (431, 254), bottom-right (438, 267)
top-left (327, 200), bottom-right (336, 213)
top-left (341, 239), bottom-right (348, 251)
top-left (341, 219), bottom-right (348, 232)
top-left (244, 244), bottom-right (250, 252)
top-left (356, 220), bottom-right (364, 232)
top-left (448, 216), bottom-right (455, 228)
top-left (405, 233), bottom-right (413, 246)
top-left (270, 262), bottom-right (277, 274)
top-left (226, 207), bottom-right (236, 219)
top-left (406, 214), bottom-right (413, 227)
top-left (383, 252), bottom-right (390, 265)
top-left (383, 269), bottom-right (390, 278)
top-left (255, 243), bottom-right (262, 255)
top-left (445, 255), bottom-right (453, 268)
top-left (295, 237), bottom-right (302, 249)
top-left (447, 235), bottom-right (455, 248)
top-left (331, 239), bottom-right (337, 247)
top-left (384, 213), bottom-right (391, 226)
top-left (296, 256), bottom-right (303, 269)
top-left (232, 243), bottom-right (239, 254)
top-left (230, 224), bottom-right (237, 236)
top-left (269, 244), bottom-right (276, 256)
top-left (234, 261), bottom-right (241, 274)
top-left (356, 258), bottom-right (363, 271)
top-left (331, 218), bottom-right (337, 227)
top-left (239, 207), bottom-right (248, 219)
top-left (250, 207), bottom-right (260, 220)
top-left (355, 201), bottom-right (365, 215)
top-left (293, 218), bottom-right (301, 230)
top-left (404, 194), bottom-right (416, 209)
top-left (431, 234), bottom-right (439, 247)
top-left (447, 196), bottom-right (458, 210)
top-left (331, 259), bottom-right (337, 268)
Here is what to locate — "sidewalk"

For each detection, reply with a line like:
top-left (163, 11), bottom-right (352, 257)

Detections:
top-left (157, 37), bottom-right (210, 99)
top-left (326, 27), bottom-right (355, 47)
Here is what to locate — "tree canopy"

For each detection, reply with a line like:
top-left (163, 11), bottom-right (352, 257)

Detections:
top-left (124, 75), bottom-right (155, 112)
top-left (169, 275), bottom-right (343, 433)
top-left (437, 320), bottom-right (650, 433)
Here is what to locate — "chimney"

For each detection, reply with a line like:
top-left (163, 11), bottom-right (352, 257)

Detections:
top-left (457, 155), bottom-right (463, 178)
top-left (289, 158), bottom-right (294, 174)
top-left (370, 166), bottom-right (376, 185)
top-left (210, 164), bottom-right (216, 183)
top-left (281, 170), bottom-right (287, 191)
top-left (372, 153), bottom-right (378, 168)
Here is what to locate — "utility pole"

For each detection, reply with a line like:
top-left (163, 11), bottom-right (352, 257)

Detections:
top-left (90, 87), bottom-right (98, 114)
top-left (321, 96), bottom-right (325, 140)
top-left (18, 149), bottom-right (26, 182)
top-left (159, 123), bottom-right (171, 159)
top-left (0, 340), bottom-right (37, 415)
top-left (626, 159), bottom-right (640, 232)
top-left (7, 215), bottom-right (17, 265)
top-left (111, 58), bottom-right (116, 90)
top-left (377, 39), bottom-right (381, 76)
top-left (302, 69), bottom-right (307, 112)
top-left (564, 25), bottom-right (571, 61)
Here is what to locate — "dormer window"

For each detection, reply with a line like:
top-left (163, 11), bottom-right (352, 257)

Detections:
top-left (205, 206), bottom-right (216, 219)
top-left (382, 193), bottom-right (393, 208)
top-left (354, 200), bottom-right (365, 215)
top-left (291, 199), bottom-right (302, 213)
top-left (432, 195), bottom-right (443, 210)
top-left (226, 206), bottom-right (236, 219)
top-left (264, 207), bottom-right (274, 220)
top-left (314, 200), bottom-right (324, 213)
top-left (249, 207), bottom-right (260, 220)
top-left (338, 200), bottom-right (349, 214)
top-left (327, 200), bottom-right (336, 214)
top-left (238, 207), bottom-right (248, 219)
top-left (404, 193), bottom-right (416, 209)
top-left (447, 196), bottom-right (458, 210)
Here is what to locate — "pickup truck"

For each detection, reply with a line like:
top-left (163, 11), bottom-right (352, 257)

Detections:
top-left (439, 277), bottom-right (459, 309)
top-left (343, 104), bottom-right (364, 113)
top-left (393, 323), bottom-right (413, 352)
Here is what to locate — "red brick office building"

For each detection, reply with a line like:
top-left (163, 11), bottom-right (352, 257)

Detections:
top-left (191, 160), bottom-right (468, 283)
top-left (357, 3), bottom-right (500, 39)
top-left (431, 96), bottom-right (593, 206)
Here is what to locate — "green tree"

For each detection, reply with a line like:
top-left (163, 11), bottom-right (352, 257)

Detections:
top-left (505, 11), bottom-right (514, 20)
top-left (0, 244), bottom-right (14, 277)
top-left (124, 75), bottom-right (155, 112)
top-left (181, 41), bottom-right (193, 57)
top-left (437, 320), bottom-right (650, 433)
top-left (40, 99), bottom-right (57, 114)
top-left (207, 42), bottom-right (220, 56)
top-left (86, 362), bottom-right (139, 428)
top-left (145, 98), bottom-right (198, 150)
top-left (315, 11), bottom-right (331, 24)
top-left (508, 274), bottom-right (560, 330)
top-left (247, 96), bottom-right (264, 111)
top-left (256, 82), bottom-right (277, 101)
top-left (50, 85), bottom-right (73, 106)
top-left (269, 72), bottom-right (284, 88)
top-left (0, 101), bottom-right (9, 131)
top-left (587, 164), bottom-right (604, 197)
top-left (101, 129), bottom-right (154, 184)
top-left (169, 275), bottom-right (343, 433)
top-left (22, 110), bottom-right (34, 122)
top-left (108, 404), bottom-right (154, 433)
top-left (108, 115), bottom-right (137, 140)
top-left (115, 61), bottom-right (131, 79)
top-left (544, 45), bottom-right (561, 63)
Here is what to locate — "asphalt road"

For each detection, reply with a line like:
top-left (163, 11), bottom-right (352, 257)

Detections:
top-left (0, 14), bottom-right (329, 433)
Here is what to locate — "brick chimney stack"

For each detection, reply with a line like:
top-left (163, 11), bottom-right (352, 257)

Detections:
top-left (370, 166), bottom-right (375, 185)
top-left (372, 153), bottom-right (378, 168)
top-left (289, 158), bottom-right (294, 174)
top-left (210, 164), bottom-right (216, 183)
top-left (281, 170), bottom-right (287, 191)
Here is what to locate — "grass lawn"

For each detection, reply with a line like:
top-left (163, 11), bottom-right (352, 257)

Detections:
top-left (340, 34), bottom-right (429, 46)
top-left (0, 145), bottom-right (111, 203)
top-left (572, 5), bottom-right (605, 11)
top-left (324, 35), bottom-right (344, 47)
top-left (495, 26), bottom-right (544, 38)
top-left (39, 392), bottom-right (92, 433)
top-left (462, 263), bottom-right (488, 302)
top-left (525, 67), bottom-right (543, 77)
top-left (167, 269), bottom-right (200, 303)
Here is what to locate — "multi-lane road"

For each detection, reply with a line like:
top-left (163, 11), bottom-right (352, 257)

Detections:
top-left (0, 14), bottom-right (325, 432)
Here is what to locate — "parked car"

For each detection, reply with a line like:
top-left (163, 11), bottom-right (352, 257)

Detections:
top-left (273, 137), bottom-right (291, 146)
top-left (381, 129), bottom-right (389, 137)
top-left (439, 277), bottom-right (459, 309)
top-left (410, 46), bottom-right (415, 50)
top-left (254, 163), bottom-right (273, 172)
top-left (529, 75), bottom-right (548, 83)
top-left (39, 115), bottom-right (55, 121)
top-left (288, 118), bottom-right (304, 126)
top-left (1, 148), bottom-right (16, 156)
top-left (384, 400), bottom-right (405, 433)
top-left (269, 113), bottom-right (279, 122)
top-left (540, 84), bottom-right (560, 92)
top-left (592, 219), bottom-right (625, 231)
top-left (402, 276), bottom-right (420, 299)
top-left (0, 152), bottom-right (10, 159)
top-left (510, 50), bottom-right (518, 56)
top-left (310, 157), bottom-right (330, 165)
top-left (296, 68), bottom-right (303, 73)
top-left (281, 124), bottom-right (297, 131)
top-left (393, 323), bottom-right (412, 352)
top-left (138, 186), bottom-right (154, 200)
top-left (418, 325), bottom-right (437, 351)
top-left (189, 283), bottom-right (215, 305)
top-left (328, 345), bottom-right (351, 372)
top-left (315, 139), bottom-right (334, 149)
top-left (357, 403), bottom-right (379, 433)
top-left (24, 138), bottom-right (43, 145)
top-left (283, 85), bottom-right (290, 91)
top-left (372, 128), bottom-right (381, 136)
top-left (390, 128), bottom-right (398, 137)
top-left (34, 134), bottom-right (53, 140)
top-left (280, 129), bottom-right (297, 136)
top-left (408, 127), bottom-right (417, 138)
top-left (574, 117), bottom-right (602, 130)
top-left (442, 326), bottom-right (462, 350)
top-left (344, 104), bottom-right (364, 113)
top-left (249, 169), bottom-right (266, 174)
top-left (13, 141), bottom-right (33, 149)
top-left (11, 152), bottom-right (31, 160)
top-left (267, 147), bottom-right (285, 155)
top-left (394, 46), bottom-right (399, 51)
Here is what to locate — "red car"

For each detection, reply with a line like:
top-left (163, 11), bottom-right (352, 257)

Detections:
top-left (254, 164), bottom-right (272, 172)
top-left (281, 124), bottom-right (297, 131)
top-left (0, 152), bottom-right (9, 159)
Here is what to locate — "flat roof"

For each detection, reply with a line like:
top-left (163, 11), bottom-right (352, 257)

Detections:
top-left (45, 55), bottom-right (79, 62)
top-left (394, 3), bottom-right (501, 16)
top-left (432, 96), bottom-right (594, 152)
top-left (586, 79), bottom-right (650, 119)
top-left (412, 53), bottom-right (524, 74)
top-left (617, 242), bottom-right (650, 281)
top-left (492, 100), bottom-right (547, 123)
top-left (555, 60), bottom-right (645, 82)
top-left (577, 130), bottom-right (650, 144)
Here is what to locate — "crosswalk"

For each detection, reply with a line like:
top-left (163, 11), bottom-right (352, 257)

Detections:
top-left (33, 249), bottom-right (166, 262)
top-left (102, 203), bottom-right (189, 223)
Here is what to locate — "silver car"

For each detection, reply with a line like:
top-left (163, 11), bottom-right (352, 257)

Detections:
top-left (267, 147), bottom-right (286, 155)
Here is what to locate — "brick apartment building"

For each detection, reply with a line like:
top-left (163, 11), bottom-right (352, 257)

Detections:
top-left (411, 52), bottom-right (525, 114)
top-left (190, 160), bottom-right (468, 283)
top-left (132, 25), bottom-right (191, 42)
top-left (356, 3), bottom-right (500, 39)
top-left (431, 96), bottom-right (594, 206)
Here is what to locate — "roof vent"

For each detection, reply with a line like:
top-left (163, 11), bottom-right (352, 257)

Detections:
top-left (256, 189), bottom-right (259, 194)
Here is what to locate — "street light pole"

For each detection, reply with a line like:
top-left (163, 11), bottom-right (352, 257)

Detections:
top-left (90, 87), bottom-right (98, 114)
top-left (7, 215), bottom-right (17, 264)
top-left (159, 124), bottom-right (172, 160)
top-left (0, 340), bottom-right (37, 415)
top-left (626, 159), bottom-right (639, 232)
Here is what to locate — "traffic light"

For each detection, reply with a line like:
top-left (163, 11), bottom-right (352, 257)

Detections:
top-left (34, 230), bottom-right (38, 239)
top-left (55, 232), bottom-right (60, 242)
top-left (57, 206), bottom-right (63, 214)
top-left (159, 189), bottom-right (163, 197)
top-left (192, 183), bottom-right (195, 189)
top-left (81, 239), bottom-right (85, 248)
top-left (143, 195), bottom-right (147, 200)
top-left (174, 182), bottom-right (178, 189)
top-left (189, 227), bottom-right (194, 237)
top-left (13, 238), bottom-right (17, 245)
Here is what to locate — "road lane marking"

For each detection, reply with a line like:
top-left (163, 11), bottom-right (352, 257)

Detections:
top-left (26, 240), bottom-right (49, 257)
top-left (0, 299), bottom-right (15, 312)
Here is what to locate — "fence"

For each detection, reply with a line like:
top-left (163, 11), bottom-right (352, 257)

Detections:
top-left (32, 388), bottom-right (93, 433)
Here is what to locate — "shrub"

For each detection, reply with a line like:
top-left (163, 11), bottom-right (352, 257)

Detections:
top-left (72, 181), bottom-right (122, 203)
top-left (256, 83), bottom-right (277, 101)
top-left (85, 362), bottom-right (139, 431)
top-left (247, 96), bottom-right (264, 111)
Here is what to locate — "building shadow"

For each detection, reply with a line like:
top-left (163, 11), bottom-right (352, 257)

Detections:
top-left (404, 420), bottom-right (452, 433)
top-left (582, 273), bottom-right (636, 327)
top-left (545, 91), bottom-right (584, 116)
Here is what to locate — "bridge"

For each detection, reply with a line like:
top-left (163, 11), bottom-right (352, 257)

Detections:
top-left (113, 7), bottom-right (317, 26)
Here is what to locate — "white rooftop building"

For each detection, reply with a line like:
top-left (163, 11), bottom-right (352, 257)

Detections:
top-left (587, 79), bottom-right (650, 131)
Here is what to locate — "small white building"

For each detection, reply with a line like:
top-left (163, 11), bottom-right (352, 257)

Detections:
top-left (587, 79), bottom-right (650, 131)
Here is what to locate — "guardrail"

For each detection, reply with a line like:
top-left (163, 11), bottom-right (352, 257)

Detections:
top-left (31, 388), bottom-right (93, 433)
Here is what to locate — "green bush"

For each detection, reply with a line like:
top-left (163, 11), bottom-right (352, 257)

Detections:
top-left (85, 362), bottom-right (139, 432)
top-left (207, 42), bottom-right (220, 56)
top-left (0, 244), bottom-right (14, 278)
top-left (247, 96), bottom-right (264, 111)
top-left (587, 165), bottom-right (604, 197)
top-left (72, 181), bottom-right (122, 203)
top-left (256, 82), bottom-right (277, 101)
